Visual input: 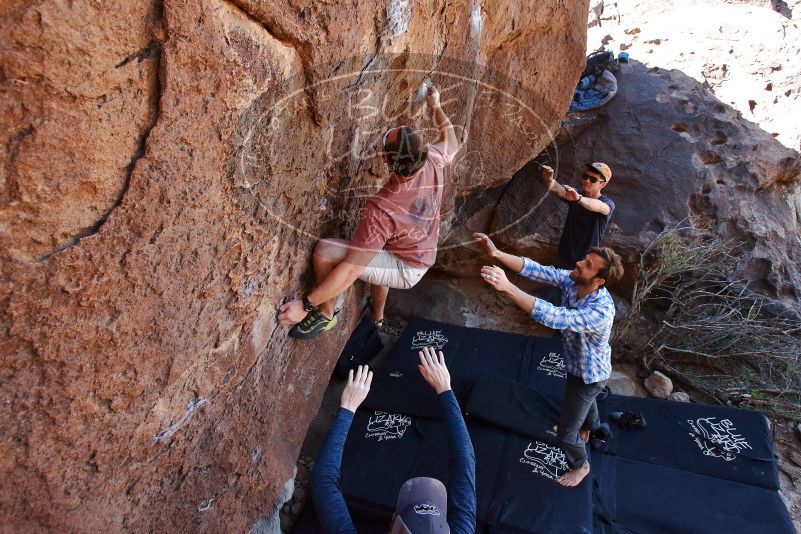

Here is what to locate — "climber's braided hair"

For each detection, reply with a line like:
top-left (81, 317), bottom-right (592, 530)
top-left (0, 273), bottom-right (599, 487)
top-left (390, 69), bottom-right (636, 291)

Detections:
top-left (383, 126), bottom-right (428, 177)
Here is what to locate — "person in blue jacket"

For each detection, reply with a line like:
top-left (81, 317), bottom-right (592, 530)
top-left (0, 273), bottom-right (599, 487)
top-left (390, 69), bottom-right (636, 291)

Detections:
top-left (309, 347), bottom-right (477, 533)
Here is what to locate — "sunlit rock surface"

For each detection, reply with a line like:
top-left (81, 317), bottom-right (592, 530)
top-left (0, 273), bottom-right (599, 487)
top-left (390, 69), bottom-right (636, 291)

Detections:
top-left (0, 0), bottom-right (589, 530)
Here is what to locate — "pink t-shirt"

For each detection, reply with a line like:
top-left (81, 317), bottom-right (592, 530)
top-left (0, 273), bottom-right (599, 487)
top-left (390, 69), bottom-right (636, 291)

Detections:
top-left (350, 142), bottom-right (453, 269)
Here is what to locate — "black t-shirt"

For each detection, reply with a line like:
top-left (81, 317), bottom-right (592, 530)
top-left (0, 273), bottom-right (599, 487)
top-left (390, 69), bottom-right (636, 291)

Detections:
top-left (557, 191), bottom-right (615, 265)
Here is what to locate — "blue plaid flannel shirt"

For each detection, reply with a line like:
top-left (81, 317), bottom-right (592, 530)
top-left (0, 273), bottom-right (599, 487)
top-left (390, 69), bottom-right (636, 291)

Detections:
top-left (520, 257), bottom-right (615, 384)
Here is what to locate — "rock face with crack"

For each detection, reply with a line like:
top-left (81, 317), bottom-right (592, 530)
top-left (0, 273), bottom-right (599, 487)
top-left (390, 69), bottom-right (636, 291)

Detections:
top-left (1, 1), bottom-right (163, 261)
top-left (0, 0), bottom-right (589, 530)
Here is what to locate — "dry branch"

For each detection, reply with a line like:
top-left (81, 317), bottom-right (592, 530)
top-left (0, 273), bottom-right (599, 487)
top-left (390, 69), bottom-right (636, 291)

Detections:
top-left (615, 223), bottom-right (801, 420)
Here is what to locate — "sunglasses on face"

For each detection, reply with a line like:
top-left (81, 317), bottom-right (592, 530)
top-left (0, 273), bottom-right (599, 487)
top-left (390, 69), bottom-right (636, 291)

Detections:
top-left (582, 173), bottom-right (606, 184)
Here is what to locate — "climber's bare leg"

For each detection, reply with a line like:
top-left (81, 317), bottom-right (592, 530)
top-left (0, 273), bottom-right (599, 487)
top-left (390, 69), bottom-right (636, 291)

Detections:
top-left (370, 284), bottom-right (389, 323)
top-left (312, 238), bottom-right (350, 317)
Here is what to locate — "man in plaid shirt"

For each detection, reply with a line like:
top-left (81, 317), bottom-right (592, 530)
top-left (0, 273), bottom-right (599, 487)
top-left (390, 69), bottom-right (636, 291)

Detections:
top-left (474, 232), bottom-right (624, 487)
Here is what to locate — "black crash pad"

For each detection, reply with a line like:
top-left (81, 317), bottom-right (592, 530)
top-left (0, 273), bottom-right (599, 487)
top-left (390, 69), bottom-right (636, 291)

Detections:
top-left (466, 373), bottom-right (562, 443)
top-left (290, 502), bottom-right (388, 534)
top-left (362, 370), bottom-right (442, 419)
top-left (362, 369), bottom-right (473, 420)
top-left (364, 319), bottom-right (567, 420)
top-left (334, 319), bottom-right (790, 533)
top-left (482, 430), bottom-right (594, 533)
top-left (465, 375), bottom-right (593, 532)
top-left (599, 394), bottom-right (779, 490)
top-left (603, 456), bottom-right (794, 533)
top-left (381, 318), bottom-right (567, 395)
top-left (339, 408), bottom-right (450, 519)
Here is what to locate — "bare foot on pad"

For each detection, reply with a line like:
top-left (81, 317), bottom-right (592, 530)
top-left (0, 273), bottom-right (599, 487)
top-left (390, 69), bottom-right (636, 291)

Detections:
top-left (556, 461), bottom-right (590, 487)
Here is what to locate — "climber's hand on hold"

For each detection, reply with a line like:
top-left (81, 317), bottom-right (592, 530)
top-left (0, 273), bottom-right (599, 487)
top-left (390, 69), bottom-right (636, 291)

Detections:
top-left (540, 164), bottom-right (555, 185)
top-left (427, 85), bottom-right (441, 109)
top-left (539, 164), bottom-right (568, 198)
top-left (278, 299), bottom-right (307, 325)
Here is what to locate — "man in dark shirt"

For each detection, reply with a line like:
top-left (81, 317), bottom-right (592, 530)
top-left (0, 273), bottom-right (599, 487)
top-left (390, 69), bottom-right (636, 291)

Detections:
top-left (309, 348), bottom-right (476, 533)
top-left (541, 162), bottom-right (615, 267)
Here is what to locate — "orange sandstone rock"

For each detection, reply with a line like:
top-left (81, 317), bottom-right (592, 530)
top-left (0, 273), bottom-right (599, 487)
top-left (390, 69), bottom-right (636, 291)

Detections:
top-left (0, 0), bottom-right (589, 530)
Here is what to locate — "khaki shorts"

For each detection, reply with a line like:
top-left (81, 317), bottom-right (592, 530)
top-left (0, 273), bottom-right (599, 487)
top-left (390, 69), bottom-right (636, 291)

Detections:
top-left (358, 250), bottom-right (428, 289)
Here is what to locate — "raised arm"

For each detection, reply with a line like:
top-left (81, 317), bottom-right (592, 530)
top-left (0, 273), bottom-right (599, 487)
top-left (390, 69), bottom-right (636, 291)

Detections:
top-left (562, 185), bottom-right (612, 215)
top-left (578, 196), bottom-right (612, 215)
top-left (540, 165), bottom-right (569, 198)
top-left (428, 86), bottom-right (460, 157)
top-left (309, 366), bottom-right (373, 534)
top-left (541, 166), bottom-right (611, 217)
top-left (529, 297), bottom-right (613, 333)
top-left (473, 232), bottom-right (524, 272)
top-left (309, 408), bottom-right (357, 534)
top-left (474, 233), bottom-right (569, 288)
top-left (418, 347), bottom-right (476, 534)
top-left (480, 264), bottom-right (536, 316)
